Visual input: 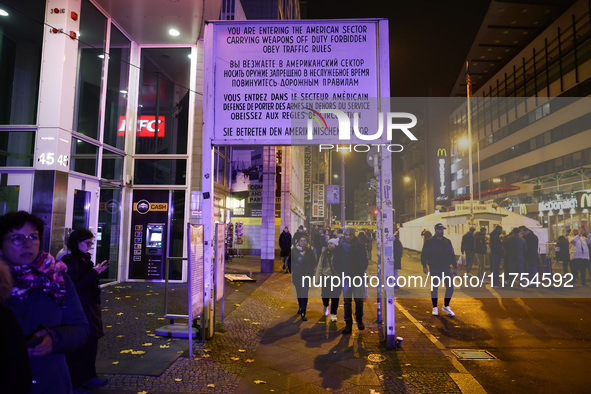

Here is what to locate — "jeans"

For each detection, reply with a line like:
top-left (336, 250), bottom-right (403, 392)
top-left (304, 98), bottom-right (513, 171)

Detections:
top-left (429, 268), bottom-right (454, 307)
top-left (475, 253), bottom-right (486, 279)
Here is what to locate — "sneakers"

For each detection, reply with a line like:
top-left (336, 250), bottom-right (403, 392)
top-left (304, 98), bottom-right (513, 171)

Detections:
top-left (330, 314), bottom-right (337, 322)
top-left (324, 306), bottom-right (330, 316)
top-left (442, 306), bottom-right (455, 316)
top-left (432, 307), bottom-right (439, 316)
top-left (342, 323), bottom-right (353, 334)
top-left (301, 313), bottom-right (307, 321)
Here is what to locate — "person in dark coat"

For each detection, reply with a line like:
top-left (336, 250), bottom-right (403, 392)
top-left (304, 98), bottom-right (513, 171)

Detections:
top-left (0, 211), bottom-right (89, 394)
top-left (460, 227), bottom-right (476, 274)
top-left (421, 223), bottom-right (457, 316)
top-left (489, 225), bottom-right (504, 287)
top-left (292, 225), bottom-right (305, 246)
top-left (61, 228), bottom-right (109, 390)
top-left (278, 227), bottom-right (292, 272)
top-left (0, 256), bottom-right (32, 394)
top-left (290, 235), bottom-right (317, 321)
top-left (521, 226), bottom-right (539, 281)
top-left (556, 235), bottom-right (570, 275)
top-left (504, 227), bottom-right (527, 285)
top-left (334, 228), bottom-right (369, 334)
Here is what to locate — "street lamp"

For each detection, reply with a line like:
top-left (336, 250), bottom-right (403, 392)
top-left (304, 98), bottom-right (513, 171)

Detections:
top-left (404, 176), bottom-right (417, 220)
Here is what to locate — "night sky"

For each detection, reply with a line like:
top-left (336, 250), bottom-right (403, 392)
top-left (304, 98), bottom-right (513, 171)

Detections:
top-left (304, 0), bottom-right (490, 219)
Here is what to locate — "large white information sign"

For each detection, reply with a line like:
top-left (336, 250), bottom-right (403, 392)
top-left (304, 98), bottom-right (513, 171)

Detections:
top-left (206, 19), bottom-right (386, 145)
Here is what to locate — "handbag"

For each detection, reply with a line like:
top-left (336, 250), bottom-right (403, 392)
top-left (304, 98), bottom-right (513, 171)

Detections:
top-left (457, 255), bottom-right (464, 268)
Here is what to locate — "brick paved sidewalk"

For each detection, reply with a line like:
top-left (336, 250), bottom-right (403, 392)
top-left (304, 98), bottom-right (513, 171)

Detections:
top-left (93, 257), bottom-right (466, 393)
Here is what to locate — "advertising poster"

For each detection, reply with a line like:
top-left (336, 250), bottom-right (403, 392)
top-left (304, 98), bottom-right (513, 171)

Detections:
top-left (187, 223), bottom-right (204, 320)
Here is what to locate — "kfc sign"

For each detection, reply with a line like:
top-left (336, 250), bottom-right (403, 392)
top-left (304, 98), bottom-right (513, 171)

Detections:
top-left (118, 116), bottom-right (165, 137)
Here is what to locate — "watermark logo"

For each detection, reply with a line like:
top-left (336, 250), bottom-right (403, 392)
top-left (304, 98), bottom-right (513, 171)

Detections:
top-left (302, 109), bottom-right (418, 142)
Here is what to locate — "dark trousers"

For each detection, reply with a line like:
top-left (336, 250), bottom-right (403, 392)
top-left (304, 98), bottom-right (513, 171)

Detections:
top-left (430, 269), bottom-right (454, 307)
top-left (491, 254), bottom-right (502, 286)
top-left (296, 283), bottom-right (310, 314)
top-left (343, 284), bottom-right (364, 324)
top-left (67, 335), bottom-right (99, 387)
top-left (572, 258), bottom-right (588, 285)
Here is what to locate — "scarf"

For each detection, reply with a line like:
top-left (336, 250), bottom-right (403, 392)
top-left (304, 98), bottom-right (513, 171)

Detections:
top-left (341, 238), bottom-right (353, 253)
top-left (9, 252), bottom-right (68, 306)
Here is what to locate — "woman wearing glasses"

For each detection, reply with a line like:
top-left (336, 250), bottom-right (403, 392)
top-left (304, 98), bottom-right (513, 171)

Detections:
top-left (61, 228), bottom-right (109, 391)
top-left (0, 211), bottom-right (89, 394)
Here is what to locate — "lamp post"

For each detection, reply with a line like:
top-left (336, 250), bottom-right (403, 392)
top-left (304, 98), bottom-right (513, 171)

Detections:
top-left (404, 176), bottom-right (417, 219)
top-left (341, 151), bottom-right (346, 229)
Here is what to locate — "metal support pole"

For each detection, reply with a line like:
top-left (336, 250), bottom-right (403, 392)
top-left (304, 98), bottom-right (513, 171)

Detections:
top-left (341, 152), bottom-right (345, 230)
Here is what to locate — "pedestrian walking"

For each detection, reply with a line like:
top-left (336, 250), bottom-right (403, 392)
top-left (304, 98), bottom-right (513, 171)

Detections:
top-left (489, 225), bottom-right (504, 287)
top-left (334, 228), bottom-right (369, 334)
top-left (61, 228), bottom-right (109, 391)
top-left (461, 227), bottom-right (476, 274)
top-left (279, 227), bottom-right (292, 272)
top-left (474, 227), bottom-right (488, 282)
top-left (421, 223), bottom-right (457, 316)
top-left (316, 238), bottom-right (341, 322)
top-left (290, 235), bottom-right (317, 321)
top-left (292, 225), bottom-right (306, 246)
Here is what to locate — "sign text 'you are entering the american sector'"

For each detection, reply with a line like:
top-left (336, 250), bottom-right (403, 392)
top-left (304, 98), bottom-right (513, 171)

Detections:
top-left (210, 19), bottom-right (386, 145)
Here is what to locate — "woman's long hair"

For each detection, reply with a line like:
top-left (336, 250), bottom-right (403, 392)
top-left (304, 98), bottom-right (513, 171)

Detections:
top-left (67, 228), bottom-right (94, 255)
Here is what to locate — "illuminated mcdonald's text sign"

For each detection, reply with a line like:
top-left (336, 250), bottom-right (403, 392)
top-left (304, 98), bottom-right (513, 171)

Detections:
top-left (437, 148), bottom-right (447, 157)
top-left (538, 198), bottom-right (577, 212)
top-left (518, 204), bottom-right (527, 215)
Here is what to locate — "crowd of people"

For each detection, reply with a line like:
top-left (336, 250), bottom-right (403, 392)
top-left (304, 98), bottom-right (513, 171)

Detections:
top-left (279, 225), bottom-right (377, 334)
top-left (0, 211), bottom-right (108, 394)
top-left (458, 224), bottom-right (590, 288)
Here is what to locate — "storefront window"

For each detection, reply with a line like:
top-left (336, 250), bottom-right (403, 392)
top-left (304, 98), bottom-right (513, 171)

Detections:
top-left (73, 0), bottom-right (107, 140)
top-left (101, 150), bottom-right (123, 181)
top-left (97, 188), bottom-right (121, 283)
top-left (136, 48), bottom-right (190, 154)
top-left (0, 0), bottom-right (44, 125)
top-left (0, 129), bottom-right (35, 166)
top-left (70, 138), bottom-right (98, 176)
top-left (134, 159), bottom-right (186, 185)
top-left (168, 190), bottom-right (186, 280)
top-left (103, 26), bottom-right (130, 150)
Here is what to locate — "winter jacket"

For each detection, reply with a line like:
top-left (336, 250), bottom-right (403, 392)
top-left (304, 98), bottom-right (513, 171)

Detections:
top-left (568, 234), bottom-right (590, 260)
top-left (504, 234), bottom-right (527, 264)
top-left (290, 245), bottom-right (317, 287)
top-left (461, 232), bottom-right (475, 253)
top-left (334, 236), bottom-right (369, 278)
top-left (279, 231), bottom-right (292, 257)
top-left (421, 236), bottom-right (457, 270)
top-left (61, 253), bottom-right (104, 339)
top-left (489, 229), bottom-right (504, 257)
top-left (474, 231), bottom-right (487, 254)
top-left (5, 273), bottom-right (90, 394)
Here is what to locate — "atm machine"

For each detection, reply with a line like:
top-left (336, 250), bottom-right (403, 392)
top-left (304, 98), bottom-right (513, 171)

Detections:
top-left (146, 223), bottom-right (165, 279)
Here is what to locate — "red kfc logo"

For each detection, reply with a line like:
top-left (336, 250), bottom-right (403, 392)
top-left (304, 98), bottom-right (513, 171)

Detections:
top-left (118, 116), bottom-right (165, 137)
